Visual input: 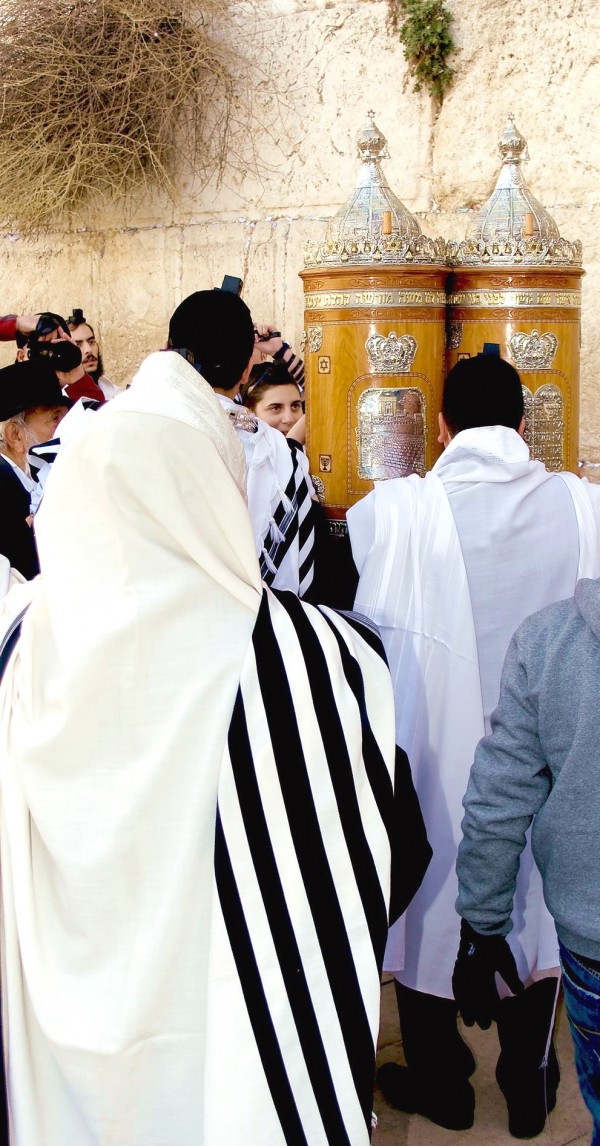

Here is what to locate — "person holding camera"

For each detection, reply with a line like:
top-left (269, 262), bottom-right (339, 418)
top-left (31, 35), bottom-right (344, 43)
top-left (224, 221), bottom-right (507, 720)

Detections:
top-left (1, 312), bottom-right (106, 403)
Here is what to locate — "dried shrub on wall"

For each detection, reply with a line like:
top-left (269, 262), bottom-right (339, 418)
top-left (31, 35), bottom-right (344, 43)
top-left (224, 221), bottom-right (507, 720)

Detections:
top-left (0, 0), bottom-right (255, 232)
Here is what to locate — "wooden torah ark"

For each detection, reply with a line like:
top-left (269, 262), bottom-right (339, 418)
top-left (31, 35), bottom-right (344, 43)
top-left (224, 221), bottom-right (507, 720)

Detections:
top-left (446, 266), bottom-right (584, 474)
top-left (300, 264), bottom-right (447, 520)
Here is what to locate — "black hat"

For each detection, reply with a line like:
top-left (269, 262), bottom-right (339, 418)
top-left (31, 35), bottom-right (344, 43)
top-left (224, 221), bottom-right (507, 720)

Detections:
top-left (168, 289), bottom-right (255, 390)
top-left (0, 360), bottom-right (71, 422)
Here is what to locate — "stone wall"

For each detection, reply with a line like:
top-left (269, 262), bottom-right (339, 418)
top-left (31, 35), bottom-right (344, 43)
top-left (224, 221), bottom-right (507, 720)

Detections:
top-left (2, 0), bottom-right (600, 455)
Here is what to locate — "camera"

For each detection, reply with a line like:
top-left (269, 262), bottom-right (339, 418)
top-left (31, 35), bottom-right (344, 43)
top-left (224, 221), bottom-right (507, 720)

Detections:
top-left (28, 335), bottom-right (82, 372)
top-left (27, 311), bottom-right (83, 372)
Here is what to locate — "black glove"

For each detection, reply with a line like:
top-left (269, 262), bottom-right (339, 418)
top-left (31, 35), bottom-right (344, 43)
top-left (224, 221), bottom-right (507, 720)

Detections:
top-left (452, 918), bottom-right (524, 1029)
top-left (34, 312), bottom-right (71, 339)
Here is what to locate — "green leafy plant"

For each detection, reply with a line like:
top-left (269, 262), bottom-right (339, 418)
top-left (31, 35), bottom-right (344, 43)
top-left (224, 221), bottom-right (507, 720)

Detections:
top-left (388, 0), bottom-right (455, 104)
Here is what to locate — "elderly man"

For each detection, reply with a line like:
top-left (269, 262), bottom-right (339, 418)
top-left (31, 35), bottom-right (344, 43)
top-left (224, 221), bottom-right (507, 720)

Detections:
top-left (0, 359), bottom-right (69, 578)
top-left (348, 353), bottom-right (600, 1135)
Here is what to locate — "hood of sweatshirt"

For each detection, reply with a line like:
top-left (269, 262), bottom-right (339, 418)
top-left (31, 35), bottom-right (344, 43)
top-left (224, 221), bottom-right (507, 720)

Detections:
top-left (574, 577), bottom-right (600, 641)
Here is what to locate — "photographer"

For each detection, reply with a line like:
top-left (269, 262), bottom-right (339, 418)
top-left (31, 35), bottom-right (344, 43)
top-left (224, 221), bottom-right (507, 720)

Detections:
top-left (1, 312), bottom-right (106, 403)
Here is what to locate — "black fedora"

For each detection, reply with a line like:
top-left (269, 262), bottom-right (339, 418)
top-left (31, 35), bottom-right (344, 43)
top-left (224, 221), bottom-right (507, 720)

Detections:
top-left (0, 360), bottom-right (71, 422)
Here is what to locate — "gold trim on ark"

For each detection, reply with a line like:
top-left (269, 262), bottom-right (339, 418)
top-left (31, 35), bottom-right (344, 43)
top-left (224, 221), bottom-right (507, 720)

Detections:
top-left (447, 289), bottom-right (581, 309)
top-left (304, 289), bottom-right (447, 310)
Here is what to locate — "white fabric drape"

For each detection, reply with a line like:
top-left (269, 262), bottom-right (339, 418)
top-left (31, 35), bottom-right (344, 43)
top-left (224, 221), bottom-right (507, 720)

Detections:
top-left (0, 351), bottom-right (263, 1145)
top-left (349, 426), bottom-right (600, 996)
top-left (0, 349), bottom-right (397, 1146)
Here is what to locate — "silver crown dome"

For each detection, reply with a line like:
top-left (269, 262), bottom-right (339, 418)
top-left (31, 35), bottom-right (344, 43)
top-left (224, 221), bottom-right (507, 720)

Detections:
top-left (447, 115), bottom-right (582, 267)
top-left (304, 111), bottom-right (445, 268)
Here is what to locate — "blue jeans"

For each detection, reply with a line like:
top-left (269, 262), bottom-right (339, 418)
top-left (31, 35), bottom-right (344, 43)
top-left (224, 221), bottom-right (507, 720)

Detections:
top-left (560, 941), bottom-right (600, 1145)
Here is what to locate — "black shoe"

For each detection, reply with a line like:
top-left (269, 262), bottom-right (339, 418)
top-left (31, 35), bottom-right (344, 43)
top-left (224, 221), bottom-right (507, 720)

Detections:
top-left (496, 1042), bottom-right (559, 1139)
top-left (377, 1062), bottom-right (475, 1131)
top-left (496, 979), bottom-right (561, 1139)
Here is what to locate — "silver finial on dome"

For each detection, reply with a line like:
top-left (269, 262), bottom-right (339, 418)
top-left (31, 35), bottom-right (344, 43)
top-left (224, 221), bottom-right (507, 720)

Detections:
top-left (356, 110), bottom-right (389, 165)
top-left (304, 112), bottom-right (445, 268)
top-left (447, 116), bottom-right (582, 267)
top-left (498, 113), bottom-right (529, 164)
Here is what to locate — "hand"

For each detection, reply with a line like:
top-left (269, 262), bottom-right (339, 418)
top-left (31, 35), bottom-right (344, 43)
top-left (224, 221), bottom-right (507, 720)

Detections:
top-left (56, 364), bottom-right (85, 386)
top-left (33, 312), bottom-right (72, 342)
top-left (15, 314), bottom-right (44, 336)
top-left (287, 412), bottom-right (305, 445)
top-left (253, 324), bottom-right (283, 358)
top-left (452, 919), bottom-right (524, 1029)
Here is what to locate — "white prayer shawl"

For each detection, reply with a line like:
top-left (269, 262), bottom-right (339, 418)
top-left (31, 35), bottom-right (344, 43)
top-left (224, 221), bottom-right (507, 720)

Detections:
top-left (349, 426), bottom-right (600, 997)
top-left (218, 394), bottom-right (315, 597)
top-left (0, 350), bottom-right (396, 1145)
top-left (0, 557), bottom-right (29, 614)
top-left (98, 374), bottom-right (120, 401)
top-left (28, 398), bottom-right (101, 514)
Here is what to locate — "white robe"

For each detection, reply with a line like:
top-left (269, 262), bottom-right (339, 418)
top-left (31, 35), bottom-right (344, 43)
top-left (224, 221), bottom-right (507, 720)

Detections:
top-left (348, 426), bottom-right (600, 997)
top-left (0, 351), bottom-right (396, 1145)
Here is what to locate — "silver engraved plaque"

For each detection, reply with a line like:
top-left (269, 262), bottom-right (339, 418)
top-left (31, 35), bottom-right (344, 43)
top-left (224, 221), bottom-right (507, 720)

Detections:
top-left (310, 474), bottom-right (326, 503)
top-left (357, 387), bottom-right (426, 480)
top-left (447, 321), bottom-right (463, 350)
top-left (307, 324), bottom-right (324, 354)
top-left (522, 383), bottom-right (564, 471)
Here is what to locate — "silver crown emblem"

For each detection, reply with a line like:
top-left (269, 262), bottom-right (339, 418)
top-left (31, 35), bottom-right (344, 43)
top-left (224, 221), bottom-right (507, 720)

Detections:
top-left (509, 330), bottom-right (558, 371)
top-left (365, 332), bottom-right (418, 373)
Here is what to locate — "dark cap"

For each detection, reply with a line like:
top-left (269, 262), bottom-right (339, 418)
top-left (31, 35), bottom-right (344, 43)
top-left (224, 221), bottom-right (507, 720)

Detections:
top-left (0, 360), bottom-right (71, 422)
top-left (168, 289), bottom-right (255, 390)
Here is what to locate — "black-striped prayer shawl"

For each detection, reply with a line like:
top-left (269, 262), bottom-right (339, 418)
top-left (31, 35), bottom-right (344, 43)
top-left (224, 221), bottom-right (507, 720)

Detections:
top-left (28, 399), bottom-right (101, 488)
top-left (259, 440), bottom-right (315, 598)
top-left (214, 588), bottom-right (396, 1146)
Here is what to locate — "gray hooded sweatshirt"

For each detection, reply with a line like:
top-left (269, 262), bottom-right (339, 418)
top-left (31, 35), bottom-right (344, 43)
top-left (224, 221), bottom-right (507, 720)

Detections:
top-left (457, 576), bottom-right (600, 961)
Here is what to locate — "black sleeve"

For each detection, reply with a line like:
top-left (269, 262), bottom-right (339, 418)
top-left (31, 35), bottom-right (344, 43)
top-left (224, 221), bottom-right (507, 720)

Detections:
top-left (0, 468), bottom-right (40, 579)
top-left (304, 505), bottom-right (359, 610)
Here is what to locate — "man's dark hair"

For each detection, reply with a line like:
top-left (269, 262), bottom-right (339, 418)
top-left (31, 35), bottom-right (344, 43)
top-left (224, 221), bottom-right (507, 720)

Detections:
top-left (442, 355), bottom-right (524, 436)
top-left (168, 290), bottom-right (254, 391)
top-left (241, 361), bottom-right (301, 409)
